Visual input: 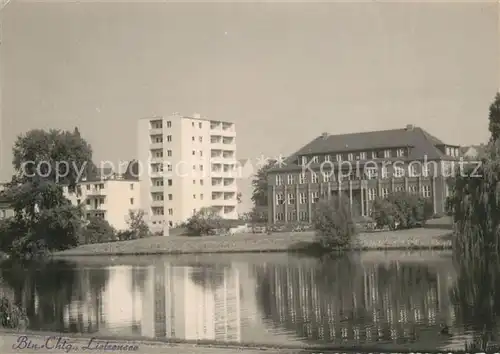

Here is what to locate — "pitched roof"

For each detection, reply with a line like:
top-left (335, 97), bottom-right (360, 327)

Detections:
top-left (459, 144), bottom-right (486, 156)
top-left (270, 126), bottom-right (453, 172)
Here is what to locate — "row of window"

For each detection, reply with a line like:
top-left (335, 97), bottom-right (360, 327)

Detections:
top-left (275, 165), bottom-right (430, 185)
top-left (152, 207), bottom-right (174, 216)
top-left (275, 185), bottom-right (431, 205)
top-left (153, 148), bottom-right (235, 159)
top-left (76, 197), bottom-right (136, 206)
top-left (152, 179), bottom-right (173, 187)
top-left (153, 135), bottom-right (235, 145)
top-left (151, 163), bottom-right (205, 173)
top-left (151, 206), bottom-right (235, 216)
top-left (151, 192), bottom-right (236, 202)
top-left (211, 137), bottom-right (236, 144)
top-left (152, 178), bottom-right (236, 187)
top-left (151, 119), bottom-right (234, 131)
top-left (445, 146), bottom-right (460, 157)
top-left (150, 120), bottom-right (172, 129)
top-left (300, 148), bottom-right (406, 165)
top-left (276, 211), bottom-right (310, 222)
top-left (151, 135), bottom-right (173, 144)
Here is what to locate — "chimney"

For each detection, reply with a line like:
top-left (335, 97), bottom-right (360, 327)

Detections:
top-left (192, 113), bottom-right (201, 119)
top-left (321, 132), bottom-right (328, 139)
top-left (405, 124), bottom-right (414, 131)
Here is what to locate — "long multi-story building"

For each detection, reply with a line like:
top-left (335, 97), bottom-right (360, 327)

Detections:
top-left (266, 124), bottom-right (460, 223)
top-left (137, 113), bottom-right (239, 235)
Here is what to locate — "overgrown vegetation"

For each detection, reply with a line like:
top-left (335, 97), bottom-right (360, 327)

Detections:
top-left (312, 196), bottom-right (357, 250)
top-left (370, 192), bottom-right (433, 230)
top-left (185, 207), bottom-right (224, 236)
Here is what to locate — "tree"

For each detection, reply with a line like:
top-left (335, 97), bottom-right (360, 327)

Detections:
top-left (125, 210), bottom-right (151, 239)
top-left (185, 207), bottom-right (223, 236)
top-left (312, 196), bottom-right (357, 250)
top-left (0, 128), bottom-right (94, 258)
top-left (251, 159), bottom-right (276, 207)
top-left (489, 92), bottom-right (500, 143)
top-left (81, 216), bottom-right (115, 244)
top-left (12, 128), bottom-right (93, 189)
top-left (0, 181), bottom-right (84, 257)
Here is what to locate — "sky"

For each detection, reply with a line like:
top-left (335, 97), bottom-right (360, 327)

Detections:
top-left (1, 1), bottom-right (498, 179)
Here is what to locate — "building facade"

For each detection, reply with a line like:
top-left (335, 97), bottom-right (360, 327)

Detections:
top-left (266, 125), bottom-right (459, 223)
top-left (137, 113), bottom-right (238, 235)
top-left (63, 174), bottom-right (140, 231)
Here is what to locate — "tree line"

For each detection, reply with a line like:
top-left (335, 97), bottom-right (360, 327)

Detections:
top-left (0, 128), bottom-right (150, 260)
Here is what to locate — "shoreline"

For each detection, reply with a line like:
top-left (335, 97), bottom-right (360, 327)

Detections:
top-left (51, 227), bottom-right (452, 257)
top-left (0, 329), bottom-right (461, 353)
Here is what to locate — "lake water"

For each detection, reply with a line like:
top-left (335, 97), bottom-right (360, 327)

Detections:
top-left (0, 251), bottom-right (497, 351)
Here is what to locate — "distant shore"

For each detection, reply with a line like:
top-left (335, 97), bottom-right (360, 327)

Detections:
top-left (52, 224), bottom-right (452, 257)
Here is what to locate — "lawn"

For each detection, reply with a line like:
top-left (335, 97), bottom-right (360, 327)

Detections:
top-left (52, 226), bottom-right (452, 257)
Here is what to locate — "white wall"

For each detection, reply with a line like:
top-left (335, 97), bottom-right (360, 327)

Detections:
top-left (64, 179), bottom-right (140, 231)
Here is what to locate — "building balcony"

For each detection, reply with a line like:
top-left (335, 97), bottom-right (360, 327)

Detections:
top-left (210, 157), bottom-right (237, 165)
top-left (151, 199), bottom-right (164, 207)
top-left (211, 198), bottom-right (237, 207)
top-left (149, 142), bottom-right (163, 150)
top-left (83, 203), bottom-right (107, 211)
top-left (210, 170), bottom-right (238, 179)
top-left (150, 170), bottom-right (163, 179)
top-left (210, 125), bottom-right (236, 137)
top-left (151, 185), bottom-right (164, 193)
top-left (211, 183), bottom-right (237, 193)
top-left (210, 142), bottom-right (228, 151)
top-left (150, 156), bottom-right (164, 164)
top-left (149, 128), bottom-right (163, 135)
top-left (86, 189), bottom-right (105, 196)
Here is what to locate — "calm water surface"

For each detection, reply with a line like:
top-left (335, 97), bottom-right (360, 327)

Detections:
top-left (0, 251), bottom-right (497, 351)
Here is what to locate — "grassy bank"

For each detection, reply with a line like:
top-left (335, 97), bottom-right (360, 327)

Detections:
top-left (52, 226), bottom-right (452, 257)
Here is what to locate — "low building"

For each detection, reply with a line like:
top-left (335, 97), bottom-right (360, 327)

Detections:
top-left (63, 161), bottom-right (141, 231)
top-left (266, 124), bottom-right (459, 223)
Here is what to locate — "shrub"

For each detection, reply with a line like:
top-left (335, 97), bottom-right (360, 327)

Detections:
top-left (371, 192), bottom-right (434, 230)
top-left (116, 230), bottom-right (135, 241)
top-left (81, 216), bottom-right (115, 244)
top-left (185, 207), bottom-right (223, 236)
top-left (371, 197), bottom-right (400, 230)
top-left (312, 196), bottom-right (357, 249)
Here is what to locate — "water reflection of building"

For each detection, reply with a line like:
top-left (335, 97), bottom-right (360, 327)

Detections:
top-left (256, 256), bottom-right (455, 346)
top-left (58, 262), bottom-right (242, 341)
top-left (141, 264), bottom-right (241, 341)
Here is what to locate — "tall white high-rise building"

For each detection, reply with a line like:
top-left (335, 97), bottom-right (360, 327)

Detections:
top-left (137, 113), bottom-right (238, 235)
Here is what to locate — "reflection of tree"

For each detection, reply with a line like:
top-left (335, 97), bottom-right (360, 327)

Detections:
top-left (450, 254), bottom-right (500, 351)
top-left (254, 255), bottom-right (444, 346)
top-left (0, 260), bottom-right (108, 332)
top-left (189, 263), bottom-right (231, 290)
